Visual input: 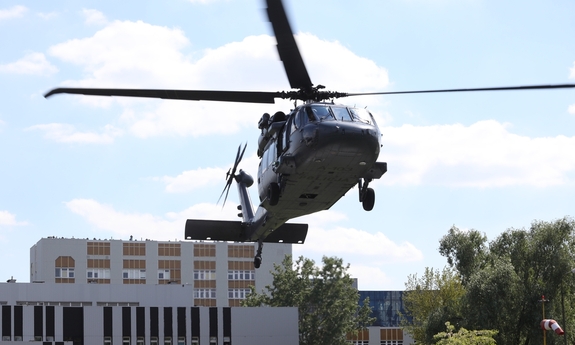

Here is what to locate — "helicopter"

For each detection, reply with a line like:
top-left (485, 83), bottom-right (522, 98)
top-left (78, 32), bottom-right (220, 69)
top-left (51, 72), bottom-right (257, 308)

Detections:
top-left (44, 0), bottom-right (575, 268)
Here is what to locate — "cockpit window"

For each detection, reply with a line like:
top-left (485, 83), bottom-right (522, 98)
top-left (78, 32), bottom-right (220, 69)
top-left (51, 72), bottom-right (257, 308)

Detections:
top-left (309, 105), bottom-right (333, 120)
top-left (331, 106), bottom-right (353, 121)
top-left (349, 108), bottom-right (373, 124)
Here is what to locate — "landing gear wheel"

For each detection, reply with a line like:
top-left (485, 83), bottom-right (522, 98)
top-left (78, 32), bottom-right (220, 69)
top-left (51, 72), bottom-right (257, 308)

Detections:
top-left (254, 240), bottom-right (263, 269)
top-left (268, 182), bottom-right (280, 206)
top-left (254, 256), bottom-right (262, 269)
top-left (362, 188), bottom-right (375, 211)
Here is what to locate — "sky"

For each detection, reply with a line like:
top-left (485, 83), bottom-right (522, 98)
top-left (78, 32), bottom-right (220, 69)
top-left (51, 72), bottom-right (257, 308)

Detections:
top-left (1, 0), bottom-right (574, 290)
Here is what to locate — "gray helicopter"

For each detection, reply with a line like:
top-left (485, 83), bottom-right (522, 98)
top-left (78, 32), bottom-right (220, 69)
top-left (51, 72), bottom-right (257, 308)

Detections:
top-left (45, 0), bottom-right (575, 268)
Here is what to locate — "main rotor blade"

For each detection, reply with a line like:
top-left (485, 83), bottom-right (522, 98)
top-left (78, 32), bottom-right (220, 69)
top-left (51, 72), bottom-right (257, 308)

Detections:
top-left (266, 0), bottom-right (313, 91)
top-left (345, 83), bottom-right (575, 97)
top-left (44, 87), bottom-right (284, 104)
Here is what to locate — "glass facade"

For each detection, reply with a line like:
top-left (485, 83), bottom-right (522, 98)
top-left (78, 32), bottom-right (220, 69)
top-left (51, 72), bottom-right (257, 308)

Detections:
top-left (359, 291), bottom-right (410, 327)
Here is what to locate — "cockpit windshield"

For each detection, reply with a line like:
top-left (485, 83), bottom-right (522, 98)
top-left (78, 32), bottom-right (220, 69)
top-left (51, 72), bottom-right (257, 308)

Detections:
top-left (309, 105), bottom-right (333, 120)
top-left (349, 108), bottom-right (374, 125)
top-left (305, 105), bottom-right (375, 125)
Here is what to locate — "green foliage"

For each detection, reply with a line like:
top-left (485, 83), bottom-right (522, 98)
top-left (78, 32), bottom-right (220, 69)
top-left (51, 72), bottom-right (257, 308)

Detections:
top-left (438, 217), bottom-right (575, 345)
top-left (242, 255), bottom-right (374, 345)
top-left (402, 267), bottom-right (465, 344)
top-left (434, 322), bottom-right (498, 345)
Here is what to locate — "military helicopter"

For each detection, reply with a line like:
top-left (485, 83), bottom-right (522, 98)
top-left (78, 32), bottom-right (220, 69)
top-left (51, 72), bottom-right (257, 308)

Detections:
top-left (45, 0), bottom-right (575, 268)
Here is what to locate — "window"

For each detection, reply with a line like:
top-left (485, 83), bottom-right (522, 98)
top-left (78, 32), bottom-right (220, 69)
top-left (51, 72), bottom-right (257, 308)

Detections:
top-left (194, 270), bottom-right (216, 280)
top-left (55, 267), bottom-right (75, 278)
top-left (331, 106), bottom-right (353, 121)
top-left (310, 105), bottom-right (333, 121)
top-left (349, 107), bottom-right (374, 124)
top-left (87, 268), bottom-right (110, 279)
top-left (158, 269), bottom-right (170, 280)
top-left (228, 288), bottom-right (252, 299)
top-left (123, 269), bottom-right (146, 279)
top-left (228, 270), bottom-right (255, 280)
top-left (194, 288), bottom-right (216, 299)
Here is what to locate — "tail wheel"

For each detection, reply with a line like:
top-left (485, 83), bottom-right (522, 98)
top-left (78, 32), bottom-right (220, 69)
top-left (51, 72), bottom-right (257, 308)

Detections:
top-left (362, 188), bottom-right (375, 211)
top-left (254, 256), bottom-right (262, 269)
top-left (268, 182), bottom-right (280, 206)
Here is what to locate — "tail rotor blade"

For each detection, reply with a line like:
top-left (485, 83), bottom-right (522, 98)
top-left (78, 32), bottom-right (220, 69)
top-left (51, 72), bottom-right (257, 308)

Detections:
top-left (217, 143), bottom-right (247, 207)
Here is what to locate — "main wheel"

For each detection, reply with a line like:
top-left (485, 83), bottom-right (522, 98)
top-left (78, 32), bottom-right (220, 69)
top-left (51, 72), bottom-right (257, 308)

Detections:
top-left (254, 256), bottom-right (262, 269)
top-left (268, 182), bottom-right (280, 206)
top-left (362, 188), bottom-right (375, 211)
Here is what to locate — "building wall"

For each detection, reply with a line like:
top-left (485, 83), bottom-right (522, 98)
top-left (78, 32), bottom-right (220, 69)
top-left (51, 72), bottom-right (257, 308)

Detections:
top-left (0, 282), bottom-right (298, 345)
top-left (29, 238), bottom-right (292, 307)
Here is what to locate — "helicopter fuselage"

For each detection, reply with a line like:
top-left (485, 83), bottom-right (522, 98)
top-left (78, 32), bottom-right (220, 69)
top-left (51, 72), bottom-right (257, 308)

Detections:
top-left (245, 102), bottom-right (386, 241)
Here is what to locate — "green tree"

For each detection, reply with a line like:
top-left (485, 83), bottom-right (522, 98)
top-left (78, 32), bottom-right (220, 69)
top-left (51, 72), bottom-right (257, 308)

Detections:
top-left (242, 255), bottom-right (374, 345)
top-left (439, 217), bottom-right (575, 345)
top-left (438, 226), bottom-right (488, 285)
top-left (434, 322), bottom-right (498, 345)
top-left (402, 267), bottom-right (466, 344)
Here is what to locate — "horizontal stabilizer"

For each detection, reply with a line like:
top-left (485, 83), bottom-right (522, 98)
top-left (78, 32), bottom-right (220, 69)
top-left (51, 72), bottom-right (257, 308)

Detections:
top-left (263, 223), bottom-right (308, 244)
top-left (363, 162), bottom-right (387, 180)
top-left (184, 219), bottom-right (308, 244)
top-left (185, 219), bottom-right (244, 242)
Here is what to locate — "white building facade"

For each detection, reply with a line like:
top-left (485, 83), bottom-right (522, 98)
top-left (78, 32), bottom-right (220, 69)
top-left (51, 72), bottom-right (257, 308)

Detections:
top-left (30, 238), bottom-right (291, 307)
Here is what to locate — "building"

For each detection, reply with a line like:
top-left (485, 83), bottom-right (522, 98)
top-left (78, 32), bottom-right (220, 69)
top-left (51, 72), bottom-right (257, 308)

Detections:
top-left (30, 237), bottom-right (290, 307)
top-left (347, 291), bottom-right (414, 345)
top-left (20, 236), bottom-right (414, 345)
top-left (0, 282), bottom-right (298, 345)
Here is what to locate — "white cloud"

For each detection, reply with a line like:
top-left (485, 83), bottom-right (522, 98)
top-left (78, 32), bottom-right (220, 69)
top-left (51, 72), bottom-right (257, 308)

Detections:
top-left (37, 12), bottom-right (58, 20)
top-left (187, 0), bottom-right (220, 3)
top-left (158, 152), bottom-right (260, 193)
top-left (569, 104), bottom-right (575, 115)
top-left (296, 225), bottom-right (423, 264)
top-left (0, 211), bottom-right (28, 226)
top-left (160, 167), bottom-right (227, 193)
top-left (47, 20), bottom-right (389, 137)
top-left (349, 265), bottom-right (392, 290)
top-left (65, 199), bottom-right (239, 240)
top-left (26, 123), bottom-right (123, 144)
top-left (292, 210), bottom-right (422, 289)
top-left (0, 52), bottom-right (58, 76)
top-left (380, 120), bottom-right (575, 187)
top-left (82, 9), bottom-right (108, 26)
top-left (0, 5), bottom-right (27, 20)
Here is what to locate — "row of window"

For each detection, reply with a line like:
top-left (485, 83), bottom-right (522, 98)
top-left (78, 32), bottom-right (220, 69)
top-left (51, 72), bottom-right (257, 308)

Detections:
top-left (228, 288), bottom-right (252, 300)
top-left (190, 289), bottom-right (253, 300)
top-left (57, 268), bottom-right (255, 281)
top-left (228, 270), bottom-right (255, 280)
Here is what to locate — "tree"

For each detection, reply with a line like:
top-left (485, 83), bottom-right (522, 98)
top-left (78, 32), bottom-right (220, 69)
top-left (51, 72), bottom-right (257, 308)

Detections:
top-left (242, 255), bottom-right (374, 345)
top-left (434, 322), bottom-right (498, 345)
top-left (439, 217), bottom-right (575, 345)
top-left (438, 226), bottom-right (488, 285)
top-left (402, 267), bottom-right (466, 344)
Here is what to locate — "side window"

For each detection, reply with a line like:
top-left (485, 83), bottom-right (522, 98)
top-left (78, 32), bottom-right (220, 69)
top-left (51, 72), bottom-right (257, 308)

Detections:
top-left (296, 108), bottom-right (312, 129)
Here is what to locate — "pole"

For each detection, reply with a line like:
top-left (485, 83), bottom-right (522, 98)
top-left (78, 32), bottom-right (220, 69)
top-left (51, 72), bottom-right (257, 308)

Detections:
top-left (562, 282), bottom-right (567, 345)
top-left (541, 295), bottom-right (548, 345)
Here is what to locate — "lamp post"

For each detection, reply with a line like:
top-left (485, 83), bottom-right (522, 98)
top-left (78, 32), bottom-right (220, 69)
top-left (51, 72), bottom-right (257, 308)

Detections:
top-left (561, 268), bottom-right (575, 345)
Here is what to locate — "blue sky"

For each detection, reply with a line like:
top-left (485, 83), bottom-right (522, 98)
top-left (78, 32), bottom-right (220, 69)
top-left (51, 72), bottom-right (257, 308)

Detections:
top-left (1, 0), bottom-right (574, 289)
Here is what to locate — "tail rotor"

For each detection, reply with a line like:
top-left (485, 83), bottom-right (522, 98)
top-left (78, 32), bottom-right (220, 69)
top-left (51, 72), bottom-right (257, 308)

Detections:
top-left (218, 143), bottom-right (247, 207)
